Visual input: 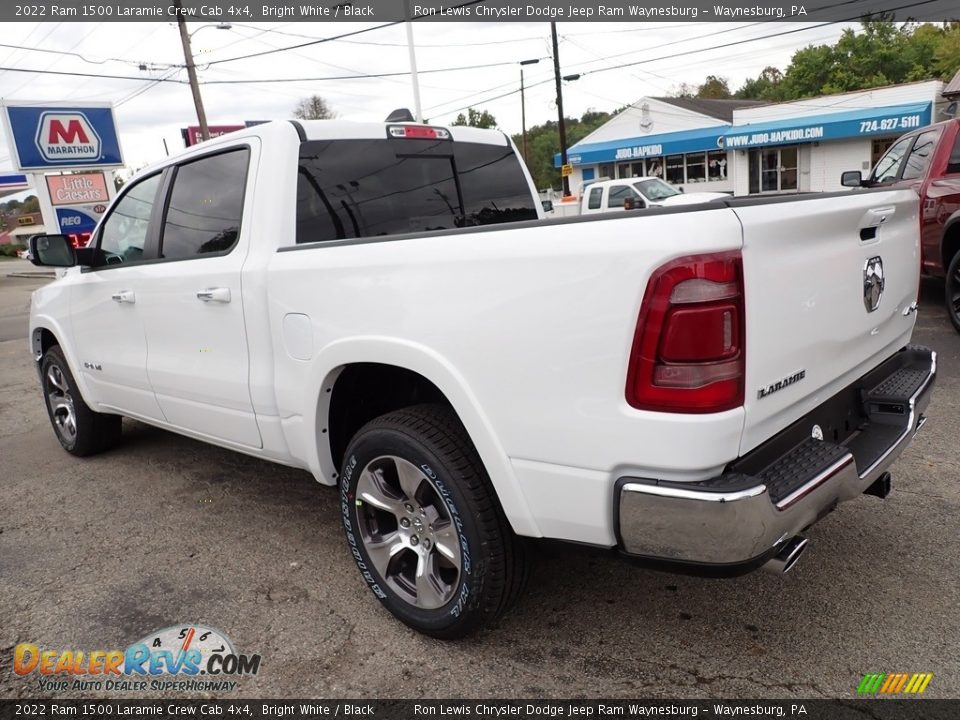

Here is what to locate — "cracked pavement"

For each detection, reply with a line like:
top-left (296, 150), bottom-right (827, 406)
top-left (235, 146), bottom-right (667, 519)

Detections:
top-left (1, 276), bottom-right (957, 700)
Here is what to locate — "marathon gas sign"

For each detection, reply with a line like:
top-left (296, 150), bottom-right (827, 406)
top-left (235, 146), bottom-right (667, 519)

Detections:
top-left (2, 103), bottom-right (123, 170)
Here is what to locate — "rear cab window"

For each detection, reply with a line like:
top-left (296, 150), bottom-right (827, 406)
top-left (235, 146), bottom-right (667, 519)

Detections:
top-left (295, 133), bottom-right (537, 244)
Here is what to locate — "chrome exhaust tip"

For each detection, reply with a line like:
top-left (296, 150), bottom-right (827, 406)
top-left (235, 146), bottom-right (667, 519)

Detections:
top-left (761, 536), bottom-right (809, 575)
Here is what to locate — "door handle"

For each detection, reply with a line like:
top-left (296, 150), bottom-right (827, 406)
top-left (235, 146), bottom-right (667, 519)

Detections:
top-left (196, 287), bottom-right (231, 303)
top-left (111, 290), bottom-right (135, 304)
top-left (859, 207), bottom-right (895, 228)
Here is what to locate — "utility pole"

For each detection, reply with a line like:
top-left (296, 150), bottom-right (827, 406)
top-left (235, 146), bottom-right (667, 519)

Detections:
top-left (520, 59), bottom-right (539, 166)
top-left (175, 0), bottom-right (210, 142)
top-left (551, 22), bottom-right (570, 197)
top-left (403, 0), bottom-right (423, 122)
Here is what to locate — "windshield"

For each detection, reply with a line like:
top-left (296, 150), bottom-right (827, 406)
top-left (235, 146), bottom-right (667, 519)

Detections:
top-left (634, 178), bottom-right (680, 202)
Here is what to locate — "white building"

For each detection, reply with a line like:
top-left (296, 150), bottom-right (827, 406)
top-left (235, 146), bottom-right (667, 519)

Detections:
top-left (559, 97), bottom-right (764, 196)
top-left (726, 80), bottom-right (947, 195)
top-left (558, 80), bottom-right (951, 197)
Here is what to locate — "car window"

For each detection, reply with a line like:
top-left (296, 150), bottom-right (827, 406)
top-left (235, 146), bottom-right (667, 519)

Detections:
top-left (98, 173), bottom-right (162, 264)
top-left (947, 130), bottom-right (960, 175)
top-left (160, 149), bottom-right (249, 260)
top-left (587, 186), bottom-right (603, 210)
top-left (634, 178), bottom-right (679, 202)
top-left (869, 136), bottom-right (913, 184)
top-left (901, 129), bottom-right (941, 181)
top-left (295, 138), bottom-right (537, 244)
top-left (607, 185), bottom-right (639, 208)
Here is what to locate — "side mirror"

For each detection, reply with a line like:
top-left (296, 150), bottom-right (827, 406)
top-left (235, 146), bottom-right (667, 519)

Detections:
top-left (623, 197), bottom-right (646, 211)
top-left (541, 200), bottom-right (554, 213)
top-left (678, 186), bottom-right (685, 193)
top-left (841, 170), bottom-right (863, 188)
top-left (29, 234), bottom-right (75, 268)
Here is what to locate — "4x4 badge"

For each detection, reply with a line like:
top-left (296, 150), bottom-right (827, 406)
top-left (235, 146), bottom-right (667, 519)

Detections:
top-left (864, 256), bottom-right (884, 313)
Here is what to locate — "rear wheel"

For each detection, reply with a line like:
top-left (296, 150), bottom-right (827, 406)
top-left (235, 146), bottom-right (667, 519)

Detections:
top-left (947, 252), bottom-right (960, 334)
top-left (339, 404), bottom-right (528, 638)
top-left (41, 346), bottom-right (122, 456)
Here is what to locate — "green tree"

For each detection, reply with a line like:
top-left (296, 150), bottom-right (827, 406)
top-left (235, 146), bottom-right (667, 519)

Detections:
top-left (697, 75), bottom-right (732, 99)
top-left (935, 25), bottom-right (960, 78)
top-left (511, 110), bottom-right (613, 190)
top-left (451, 107), bottom-right (498, 128)
top-left (21, 195), bottom-right (40, 214)
top-left (293, 95), bottom-right (336, 120)
top-left (736, 66), bottom-right (784, 101)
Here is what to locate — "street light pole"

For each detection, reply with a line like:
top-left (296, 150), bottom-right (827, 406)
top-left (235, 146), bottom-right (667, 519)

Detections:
top-left (519, 59), bottom-right (539, 166)
top-left (550, 22), bottom-right (571, 198)
top-left (175, 0), bottom-right (210, 142)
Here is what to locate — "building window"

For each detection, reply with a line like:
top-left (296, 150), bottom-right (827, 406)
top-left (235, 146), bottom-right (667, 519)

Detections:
top-left (871, 138), bottom-right (896, 167)
top-left (598, 163), bottom-right (614, 180)
top-left (665, 155), bottom-right (684, 184)
top-left (707, 150), bottom-right (727, 181)
top-left (630, 162), bottom-right (645, 177)
top-left (686, 153), bottom-right (706, 183)
top-left (617, 163), bottom-right (631, 179)
top-left (749, 146), bottom-right (799, 194)
top-left (647, 159), bottom-right (663, 179)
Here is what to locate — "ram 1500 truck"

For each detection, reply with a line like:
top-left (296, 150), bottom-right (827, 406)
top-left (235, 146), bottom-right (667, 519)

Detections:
top-left (843, 116), bottom-right (960, 332)
top-left (29, 119), bottom-right (935, 638)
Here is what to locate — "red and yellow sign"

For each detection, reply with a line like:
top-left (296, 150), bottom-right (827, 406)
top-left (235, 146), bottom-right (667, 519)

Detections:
top-left (45, 173), bottom-right (110, 207)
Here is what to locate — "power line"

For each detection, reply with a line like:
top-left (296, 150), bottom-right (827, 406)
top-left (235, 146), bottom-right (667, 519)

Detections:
top-left (0, 65), bottom-right (185, 83)
top-left (197, 57), bottom-right (549, 84)
top-left (204, 0), bottom-right (489, 66)
top-left (0, 41), bottom-right (172, 69)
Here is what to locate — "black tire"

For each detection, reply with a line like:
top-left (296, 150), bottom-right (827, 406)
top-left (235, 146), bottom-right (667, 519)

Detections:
top-left (946, 251), bottom-right (960, 334)
top-left (40, 345), bottom-right (122, 457)
top-left (339, 403), bottom-right (529, 639)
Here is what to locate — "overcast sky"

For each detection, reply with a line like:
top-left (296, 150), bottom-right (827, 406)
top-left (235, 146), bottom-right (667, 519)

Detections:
top-left (0, 20), bottom-right (857, 174)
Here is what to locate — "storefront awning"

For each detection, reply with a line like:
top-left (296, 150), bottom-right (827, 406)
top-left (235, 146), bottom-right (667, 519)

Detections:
top-left (555, 125), bottom-right (729, 167)
top-left (722, 102), bottom-right (932, 149)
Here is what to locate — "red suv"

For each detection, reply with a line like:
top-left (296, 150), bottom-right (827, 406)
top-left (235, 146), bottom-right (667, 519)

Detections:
top-left (843, 117), bottom-right (960, 332)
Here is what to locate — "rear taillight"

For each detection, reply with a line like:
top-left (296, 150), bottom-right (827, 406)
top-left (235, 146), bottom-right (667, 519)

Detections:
top-left (626, 251), bottom-right (745, 413)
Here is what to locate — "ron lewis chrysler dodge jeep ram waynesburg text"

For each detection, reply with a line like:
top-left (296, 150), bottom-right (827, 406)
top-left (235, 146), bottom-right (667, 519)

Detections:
top-left (28, 118), bottom-right (935, 638)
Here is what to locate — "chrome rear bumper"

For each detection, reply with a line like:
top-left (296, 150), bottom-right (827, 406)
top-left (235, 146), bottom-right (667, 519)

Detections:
top-left (616, 345), bottom-right (936, 569)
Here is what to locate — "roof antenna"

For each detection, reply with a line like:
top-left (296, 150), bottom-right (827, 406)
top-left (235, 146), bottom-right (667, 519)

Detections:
top-left (385, 108), bottom-right (415, 123)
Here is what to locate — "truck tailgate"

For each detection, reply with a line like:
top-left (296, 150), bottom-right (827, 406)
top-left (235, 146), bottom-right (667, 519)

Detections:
top-left (733, 189), bottom-right (920, 455)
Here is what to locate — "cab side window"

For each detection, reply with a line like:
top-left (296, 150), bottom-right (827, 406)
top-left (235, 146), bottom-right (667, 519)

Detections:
top-left (947, 131), bottom-right (960, 175)
top-left (901, 129), bottom-right (941, 181)
top-left (98, 173), bottom-right (162, 264)
top-left (607, 185), bottom-right (639, 208)
top-left (160, 149), bottom-right (249, 260)
top-left (587, 186), bottom-right (603, 210)
top-left (869, 136), bottom-right (913, 184)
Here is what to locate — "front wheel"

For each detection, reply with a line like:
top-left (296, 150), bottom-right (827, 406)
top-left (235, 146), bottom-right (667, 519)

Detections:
top-left (339, 404), bottom-right (528, 638)
top-left (40, 346), bottom-right (122, 456)
top-left (946, 251), bottom-right (960, 334)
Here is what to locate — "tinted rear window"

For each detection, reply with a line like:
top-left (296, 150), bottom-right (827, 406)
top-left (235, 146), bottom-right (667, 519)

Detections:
top-left (296, 137), bottom-right (537, 244)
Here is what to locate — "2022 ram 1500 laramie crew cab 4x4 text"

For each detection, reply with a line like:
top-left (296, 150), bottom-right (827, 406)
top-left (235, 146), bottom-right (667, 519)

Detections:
top-left (29, 119), bottom-right (935, 637)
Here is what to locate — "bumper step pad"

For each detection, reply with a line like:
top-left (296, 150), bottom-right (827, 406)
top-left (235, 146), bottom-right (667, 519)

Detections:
top-left (758, 438), bottom-right (851, 506)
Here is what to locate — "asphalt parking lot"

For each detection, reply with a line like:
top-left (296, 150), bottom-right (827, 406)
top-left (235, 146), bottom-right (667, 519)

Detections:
top-left (1, 269), bottom-right (958, 701)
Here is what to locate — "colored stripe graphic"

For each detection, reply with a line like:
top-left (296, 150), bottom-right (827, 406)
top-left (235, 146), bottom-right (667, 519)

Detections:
top-left (858, 673), bottom-right (933, 694)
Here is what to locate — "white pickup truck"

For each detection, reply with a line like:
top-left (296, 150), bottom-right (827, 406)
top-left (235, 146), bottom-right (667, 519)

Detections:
top-left (579, 176), bottom-right (729, 214)
top-left (29, 119), bottom-right (935, 638)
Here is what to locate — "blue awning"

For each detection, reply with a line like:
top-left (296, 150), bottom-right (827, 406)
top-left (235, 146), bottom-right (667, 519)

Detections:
top-left (722, 102), bottom-right (932, 149)
top-left (555, 125), bottom-right (729, 167)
